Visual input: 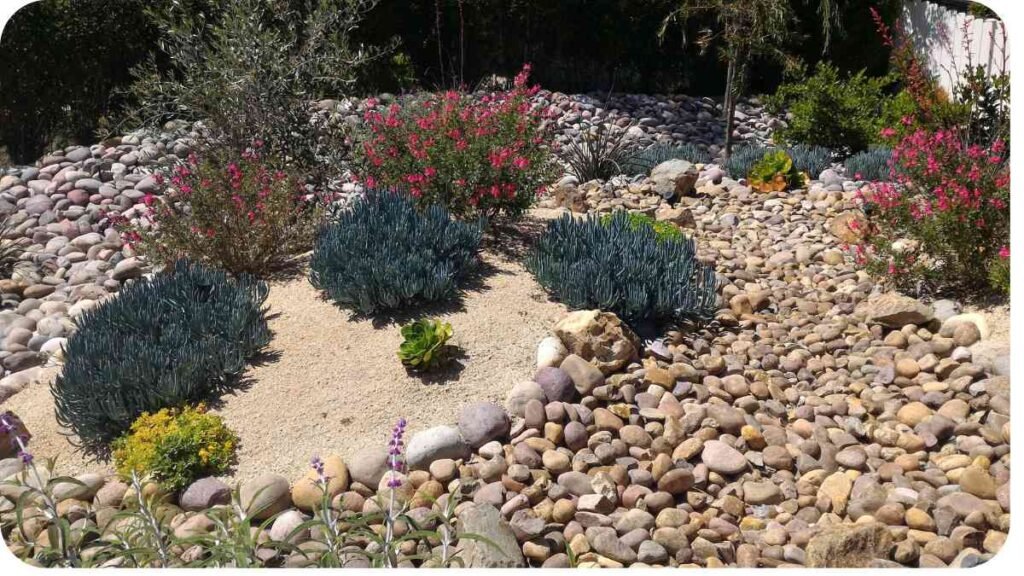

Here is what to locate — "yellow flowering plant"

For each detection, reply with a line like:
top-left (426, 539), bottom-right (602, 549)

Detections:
top-left (112, 404), bottom-right (238, 492)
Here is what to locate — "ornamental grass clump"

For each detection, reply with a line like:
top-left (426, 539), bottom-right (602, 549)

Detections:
top-left (355, 64), bottom-right (556, 219)
top-left (51, 260), bottom-right (270, 455)
top-left (622, 142), bottom-right (712, 175)
top-left (113, 405), bottom-right (238, 492)
top-left (526, 211), bottom-right (717, 326)
top-left (115, 144), bottom-right (325, 277)
top-left (844, 147), bottom-right (893, 182)
top-left (309, 192), bottom-right (483, 315)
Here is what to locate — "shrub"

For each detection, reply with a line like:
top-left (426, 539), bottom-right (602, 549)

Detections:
top-left (600, 211), bottom-right (682, 243)
top-left (724, 145), bottom-right (766, 180)
top-left (843, 148), bottom-right (892, 181)
top-left (114, 145), bottom-right (324, 277)
top-left (51, 260), bottom-right (270, 454)
top-left (123, 0), bottom-right (391, 184)
top-left (785, 144), bottom-right (833, 178)
top-left (526, 211), bottom-right (717, 325)
top-left (397, 318), bottom-right (453, 370)
top-left (855, 129), bottom-right (1008, 292)
top-left (0, 214), bottom-right (26, 277)
top-left (559, 121), bottom-right (638, 182)
top-left (766, 63), bottom-right (900, 154)
top-left (113, 404), bottom-right (238, 492)
top-left (748, 149), bottom-right (805, 192)
top-left (622, 142), bottom-right (712, 175)
top-left (355, 65), bottom-right (556, 219)
top-left (310, 192), bottom-right (483, 315)
top-left (989, 247), bottom-right (1009, 295)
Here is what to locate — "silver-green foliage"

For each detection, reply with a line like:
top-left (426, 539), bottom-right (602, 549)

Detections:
top-left (785, 144), bottom-right (834, 177)
top-left (843, 147), bottom-right (893, 181)
top-left (623, 142), bottom-right (713, 175)
top-left (526, 211), bottom-right (718, 325)
top-left (51, 260), bottom-right (271, 455)
top-left (309, 192), bottom-right (483, 315)
top-left (724, 144), bottom-right (768, 179)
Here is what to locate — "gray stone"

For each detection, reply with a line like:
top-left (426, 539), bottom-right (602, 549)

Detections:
top-left (405, 425), bottom-right (470, 470)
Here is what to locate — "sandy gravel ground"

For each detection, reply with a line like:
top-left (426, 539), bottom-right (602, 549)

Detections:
top-left (4, 212), bottom-right (568, 483)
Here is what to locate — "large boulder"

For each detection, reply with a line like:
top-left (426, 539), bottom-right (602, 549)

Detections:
top-left (457, 402), bottom-right (510, 449)
top-left (650, 159), bottom-right (697, 200)
top-left (291, 455), bottom-right (350, 511)
top-left (180, 477), bottom-right (232, 511)
top-left (854, 292), bottom-right (934, 329)
top-left (455, 504), bottom-right (526, 567)
top-left (405, 426), bottom-right (471, 470)
top-left (348, 447), bottom-right (389, 488)
top-left (805, 523), bottom-right (893, 568)
top-left (506, 381), bottom-right (546, 418)
top-left (554, 310), bottom-right (640, 375)
top-left (239, 474), bottom-right (291, 520)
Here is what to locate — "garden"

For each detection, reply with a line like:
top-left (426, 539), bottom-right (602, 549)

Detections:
top-left (0, 0), bottom-right (1011, 569)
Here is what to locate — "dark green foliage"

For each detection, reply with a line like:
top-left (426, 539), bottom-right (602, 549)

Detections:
top-left (0, 0), bottom-right (155, 162)
top-left (397, 318), bottom-right (453, 370)
top-left (785, 144), bottom-right (833, 177)
top-left (724, 145), bottom-right (767, 179)
top-left (51, 260), bottom-right (271, 455)
top-left (0, 214), bottom-right (26, 277)
top-left (766, 62), bottom-right (900, 154)
top-left (309, 192), bottom-right (483, 315)
top-left (559, 123), bottom-right (637, 182)
top-left (843, 147), bottom-right (892, 181)
top-left (623, 143), bottom-right (713, 175)
top-left (526, 211), bottom-right (717, 326)
top-left (122, 0), bottom-right (392, 184)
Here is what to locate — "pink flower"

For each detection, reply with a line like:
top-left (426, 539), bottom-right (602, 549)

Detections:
top-left (999, 245), bottom-right (1009, 260)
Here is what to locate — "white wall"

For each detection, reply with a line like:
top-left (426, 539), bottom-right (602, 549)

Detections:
top-left (899, 0), bottom-right (1009, 95)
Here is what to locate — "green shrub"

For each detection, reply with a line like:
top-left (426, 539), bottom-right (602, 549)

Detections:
top-left (51, 260), bottom-right (270, 454)
top-left (123, 0), bottom-right (391, 185)
top-left (113, 404), bottom-right (238, 492)
top-left (310, 192), bottom-right (483, 315)
top-left (600, 211), bottom-right (682, 243)
top-left (785, 144), bottom-right (833, 178)
top-left (559, 121), bottom-right (638, 182)
top-left (844, 147), bottom-right (892, 181)
top-left (526, 211), bottom-right (717, 325)
top-left (0, 214), bottom-right (26, 278)
top-left (989, 249), bottom-right (1009, 295)
top-left (767, 63), bottom-right (899, 154)
top-left (115, 146), bottom-right (324, 277)
top-left (397, 318), bottom-right (453, 370)
top-left (622, 142), bottom-right (712, 175)
top-left (356, 65), bottom-right (556, 219)
top-left (724, 145), bottom-right (767, 180)
top-left (748, 149), bottom-right (805, 192)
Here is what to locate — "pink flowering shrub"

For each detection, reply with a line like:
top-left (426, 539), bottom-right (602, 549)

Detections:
top-left (115, 144), bottom-right (326, 276)
top-left (855, 129), bottom-right (1009, 291)
top-left (355, 65), bottom-right (557, 219)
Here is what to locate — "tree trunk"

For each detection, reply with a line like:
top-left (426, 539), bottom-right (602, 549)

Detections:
top-left (723, 55), bottom-right (737, 160)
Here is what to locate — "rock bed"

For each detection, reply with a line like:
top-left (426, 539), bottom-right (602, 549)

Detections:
top-left (2, 161), bottom-right (1010, 567)
top-left (0, 90), bottom-right (779, 402)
